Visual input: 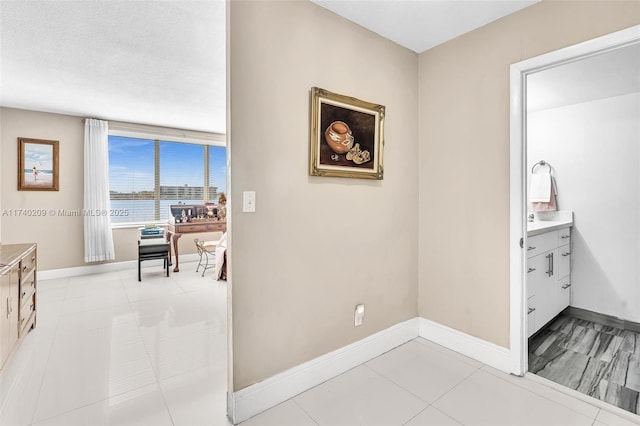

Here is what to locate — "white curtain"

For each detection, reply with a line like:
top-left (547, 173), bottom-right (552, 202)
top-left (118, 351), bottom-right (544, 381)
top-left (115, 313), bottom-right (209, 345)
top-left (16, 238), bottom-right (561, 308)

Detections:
top-left (84, 119), bottom-right (115, 262)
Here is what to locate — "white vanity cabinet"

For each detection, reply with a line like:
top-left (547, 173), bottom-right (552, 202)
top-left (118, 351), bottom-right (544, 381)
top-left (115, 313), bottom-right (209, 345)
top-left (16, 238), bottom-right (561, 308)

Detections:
top-left (526, 226), bottom-right (572, 337)
top-left (557, 227), bottom-right (572, 312)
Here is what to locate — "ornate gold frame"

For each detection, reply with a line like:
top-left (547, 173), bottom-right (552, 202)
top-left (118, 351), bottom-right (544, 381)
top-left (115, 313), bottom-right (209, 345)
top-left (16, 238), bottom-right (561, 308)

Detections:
top-left (309, 87), bottom-right (385, 180)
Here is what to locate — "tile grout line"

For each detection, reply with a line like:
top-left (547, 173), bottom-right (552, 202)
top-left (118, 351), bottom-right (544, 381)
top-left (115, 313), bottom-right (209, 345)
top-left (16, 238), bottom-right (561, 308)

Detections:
top-left (291, 397), bottom-right (320, 426)
top-left (126, 276), bottom-right (178, 426)
top-left (424, 368), bottom-right (480, 426)
top-left (361, 362), bottom-right (436, 406)
top-left (482, 365), bottom-right (603, 421)
top-left (592, 407), bottom-right (601, 425)
top-left (31, 277), bottom-right (165, 424)
top-left (27, 279), bottom-right (70, 425)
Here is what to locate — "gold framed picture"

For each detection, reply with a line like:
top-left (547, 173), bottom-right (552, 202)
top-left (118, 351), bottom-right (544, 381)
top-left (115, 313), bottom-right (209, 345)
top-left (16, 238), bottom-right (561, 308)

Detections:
top-left (18, 138), bottom-right (60, 191)
top-left (309, 87), bottom-right (385, 180)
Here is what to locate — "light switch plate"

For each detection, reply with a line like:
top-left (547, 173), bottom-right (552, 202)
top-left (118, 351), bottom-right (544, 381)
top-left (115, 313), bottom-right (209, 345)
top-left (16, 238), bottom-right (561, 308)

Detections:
top-left (243, 191), bottom-right (256, 213)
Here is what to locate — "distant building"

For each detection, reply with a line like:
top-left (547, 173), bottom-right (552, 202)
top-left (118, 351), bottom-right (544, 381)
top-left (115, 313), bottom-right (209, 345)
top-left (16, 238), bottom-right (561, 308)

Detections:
top-left (110, 184), bottom-right (218, 202)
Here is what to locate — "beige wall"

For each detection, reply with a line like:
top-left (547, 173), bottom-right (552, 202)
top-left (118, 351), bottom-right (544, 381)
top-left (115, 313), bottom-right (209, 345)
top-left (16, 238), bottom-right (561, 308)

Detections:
top-left (1, 108), bottom-right (85, 269)
top-left (229, 0), bottom-right (419, 390)
top-left (417, 1), bottom-right (640, 348)
top-left (0, 107), bottom-right (208, 270)
top-left (0, 107), bottom-right (3, 243)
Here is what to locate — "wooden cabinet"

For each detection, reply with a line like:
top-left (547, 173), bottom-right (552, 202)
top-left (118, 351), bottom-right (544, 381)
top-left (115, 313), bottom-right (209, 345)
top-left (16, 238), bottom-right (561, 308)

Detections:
top-left (526, 228), bottom-right (571, 337)
top-left (1, 263), bottom-right (20, 370)
top-left (0, 244), bottom-right (37, 373)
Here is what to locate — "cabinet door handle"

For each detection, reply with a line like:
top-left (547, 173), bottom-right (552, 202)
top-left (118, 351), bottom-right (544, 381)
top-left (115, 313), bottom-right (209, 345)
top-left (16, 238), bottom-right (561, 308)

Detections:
top-left (562, 283), bottom-right (571, 289)
top-left (551, 252), bottom-right (554, 276)
top-left (21, 291), bottom-right (26, 298)
top-left (562, 252), bottom-right (570, 256)
top-left (546, 253), bottom-right (551, 276)
top-left (6, 297), bottom-right (9, 318)
top-left (561, 235), bottom-right (570, 239)
top-left (527, 267), bottom-right (536, 273)
top-left (527, 246), bottom-right (536, 251)
top-left (528, 307), bottom-right (536, 314)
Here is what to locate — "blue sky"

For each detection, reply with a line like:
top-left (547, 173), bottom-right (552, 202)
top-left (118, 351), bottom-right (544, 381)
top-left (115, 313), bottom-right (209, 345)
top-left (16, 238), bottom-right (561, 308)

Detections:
top-left (108, 135), bottom-right (227, 197)
top-left (23, 142), bottom-right (54, 171)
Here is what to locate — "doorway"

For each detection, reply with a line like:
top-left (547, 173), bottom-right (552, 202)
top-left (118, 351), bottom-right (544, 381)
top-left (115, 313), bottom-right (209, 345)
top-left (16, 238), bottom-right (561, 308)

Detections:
top-left (509, 24), bottom-right (640, 412)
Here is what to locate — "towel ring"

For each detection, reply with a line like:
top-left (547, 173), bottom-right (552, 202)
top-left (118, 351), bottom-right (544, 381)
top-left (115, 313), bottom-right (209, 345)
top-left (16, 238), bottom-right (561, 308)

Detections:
top-left (531, 160), bottom-right (552, 174)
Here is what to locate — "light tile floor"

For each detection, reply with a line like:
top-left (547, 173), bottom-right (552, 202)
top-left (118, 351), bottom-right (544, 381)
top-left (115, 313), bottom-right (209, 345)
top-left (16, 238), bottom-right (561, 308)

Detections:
top-left (0, 262), bottom-right (230, 426)
top-left (241, 338), bottom-right (640, 426)
top-left (1, 264), bottom-right (639, 425)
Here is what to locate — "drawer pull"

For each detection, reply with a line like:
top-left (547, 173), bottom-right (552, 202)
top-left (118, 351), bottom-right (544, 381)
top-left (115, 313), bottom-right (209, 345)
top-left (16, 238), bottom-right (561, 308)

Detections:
top-left (22, 265), bottom-right (27, 272)
top-left (21, 291), bottom-right (26, 298)
top-left (528, 307), bottom-right (536, 314)
top-left (562, 252), bottom-right (570, 257)
top-left (561, 235), bottom-right (570, 239)
top-left (562, 283), bottom-right (571, 289)
top-left (527, 246), bottom-right (536, 251)
top-left (527, 267), bottom-right (536, 273)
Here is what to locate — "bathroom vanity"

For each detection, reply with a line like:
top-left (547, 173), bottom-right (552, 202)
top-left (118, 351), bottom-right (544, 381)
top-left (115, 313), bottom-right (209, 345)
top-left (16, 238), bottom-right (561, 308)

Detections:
top-left (526, 212), bottom-right (572, 337)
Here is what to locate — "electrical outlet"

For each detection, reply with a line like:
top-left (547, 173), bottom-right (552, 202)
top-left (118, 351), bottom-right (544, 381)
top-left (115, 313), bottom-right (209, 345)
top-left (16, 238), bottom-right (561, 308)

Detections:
top-left (354, 304), bottom-right (365, 327)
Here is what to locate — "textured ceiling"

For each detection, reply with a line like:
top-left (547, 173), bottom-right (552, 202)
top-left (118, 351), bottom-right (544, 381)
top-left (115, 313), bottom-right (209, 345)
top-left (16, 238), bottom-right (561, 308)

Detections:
top-left (0, 1), bottom-right (543, 134)
top-left (1, 0), bottom-right (226, 133)
top-left (3, 1), bottom-right (632, 134)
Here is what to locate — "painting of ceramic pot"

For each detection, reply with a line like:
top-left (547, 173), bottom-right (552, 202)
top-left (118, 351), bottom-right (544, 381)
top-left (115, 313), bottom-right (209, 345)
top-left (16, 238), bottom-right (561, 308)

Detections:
top-left (310, 87), bottom-right (384, 180)
top-left (324, 121), bottom-right (354, 154)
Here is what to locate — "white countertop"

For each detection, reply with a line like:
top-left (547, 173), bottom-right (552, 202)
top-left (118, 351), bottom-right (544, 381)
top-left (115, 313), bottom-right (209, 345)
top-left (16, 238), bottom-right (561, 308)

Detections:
top-left (527, 210), bottom-right (573, 236)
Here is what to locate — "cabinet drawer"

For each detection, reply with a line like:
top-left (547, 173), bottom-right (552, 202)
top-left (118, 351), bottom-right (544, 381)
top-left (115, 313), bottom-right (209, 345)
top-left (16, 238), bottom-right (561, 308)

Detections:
top-left (19, 294), bottom-right (35, 334)
top-left (558, 245), bottom-right (571, 278)
top-left (177, 224), bottom-right (205, 233)
top-left (527, 296), bottom-right (536, 337)
top-left (20, 274), bottom-right (36, 309)
top-left (526, 253), bottom-right (546, 298)
top-left (558, 279), bottom-right (571, 311)
top-left (558, 228), bottom-right (571, 245)
top-left (526, 231), bottom-right (557, 258)
top-left (174, 222), bottom-right (226, 234)
top-left (20, 249), bottom-right (37, 279)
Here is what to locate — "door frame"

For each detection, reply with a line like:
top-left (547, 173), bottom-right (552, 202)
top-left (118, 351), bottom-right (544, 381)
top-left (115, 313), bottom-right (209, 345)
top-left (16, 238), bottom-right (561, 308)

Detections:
top-left (508, 25), bottom-right (640, 376)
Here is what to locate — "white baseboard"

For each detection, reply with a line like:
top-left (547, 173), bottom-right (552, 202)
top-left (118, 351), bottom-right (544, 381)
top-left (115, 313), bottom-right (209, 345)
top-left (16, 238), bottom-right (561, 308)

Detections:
top-left (228, 318), bottom-right (420, 424)
top-left (229, 317), bottom-right (513, 424)
top-left (418, 317), bottom-right (511, 373)
top-left (38, 253), bottom-right (200, 280)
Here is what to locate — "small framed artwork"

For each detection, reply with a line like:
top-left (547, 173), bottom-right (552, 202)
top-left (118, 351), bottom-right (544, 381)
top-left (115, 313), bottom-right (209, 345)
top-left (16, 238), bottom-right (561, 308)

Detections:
top-left (18, 138), bottom-right (60, 191)
top-left (309, 87), bottom-right (385, 180)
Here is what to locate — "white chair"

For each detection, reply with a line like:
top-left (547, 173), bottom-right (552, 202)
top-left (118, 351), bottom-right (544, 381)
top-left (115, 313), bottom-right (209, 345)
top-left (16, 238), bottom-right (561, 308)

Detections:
top-left (194, 238), bottom-right (217, 277)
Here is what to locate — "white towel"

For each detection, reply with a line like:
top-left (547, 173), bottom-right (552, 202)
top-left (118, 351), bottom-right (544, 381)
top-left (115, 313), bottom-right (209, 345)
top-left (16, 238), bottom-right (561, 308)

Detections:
top-left (530, 172), bottom-right (551, 202)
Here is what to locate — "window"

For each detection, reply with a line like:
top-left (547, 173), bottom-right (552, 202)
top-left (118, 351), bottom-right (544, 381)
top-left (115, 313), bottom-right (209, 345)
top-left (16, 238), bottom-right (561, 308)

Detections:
top-left (108, 134), bottom-right (226, 224)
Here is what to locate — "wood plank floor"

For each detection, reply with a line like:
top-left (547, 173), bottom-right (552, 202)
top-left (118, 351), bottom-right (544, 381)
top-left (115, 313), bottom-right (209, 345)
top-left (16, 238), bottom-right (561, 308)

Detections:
top-left (529, 313), bottom-right (640, 415)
